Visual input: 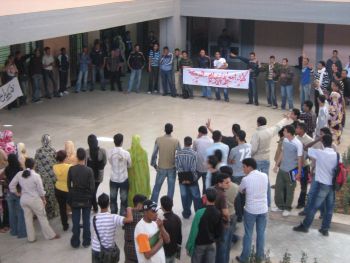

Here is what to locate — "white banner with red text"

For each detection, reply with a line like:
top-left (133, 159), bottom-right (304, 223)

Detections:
top-left (0, 77), bottom-right (23, 109)
top-left (183, 68), bottom-right (250, 89)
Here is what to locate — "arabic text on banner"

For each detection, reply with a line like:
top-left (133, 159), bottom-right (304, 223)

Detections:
top-left (183, 68), bottom-right (250, 89)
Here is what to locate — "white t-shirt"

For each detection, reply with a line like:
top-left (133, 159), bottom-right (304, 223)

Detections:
top-left (308, 148), bottom-right (337, 186)
top-left (240, 170), bottom-right (268, 215)
top-left (213, 58), bottom-right (226, 69)
top-left (92, 212), bottom-right (124, 252)
top-left (42, 55), bottom-right (54, 71)
top-left (134, 219), bottom-right (165, 263)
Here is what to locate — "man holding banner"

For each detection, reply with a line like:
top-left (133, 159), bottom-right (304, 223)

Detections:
top-left (213, 52), bottom-right (229, 102)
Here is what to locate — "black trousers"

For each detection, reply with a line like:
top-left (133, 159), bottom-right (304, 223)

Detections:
top-left (297, 166), bottom-right (310, 208)
top-left (92, 182), bottom-right (100, 212)
top-left (59, 70), bottom-right (68, 93)
top-left (110, 70), bottom-right (122, 91)
top-left (0, 198), bottom-right (9, 228)
top-left (55, 188), bottom-right (69, 228)
top-left (232, 176), bottom-right (245, 221)
top-left (148, 66), bottom-right (159, 92)
top-left (314, 89), bottom-right (320, 116)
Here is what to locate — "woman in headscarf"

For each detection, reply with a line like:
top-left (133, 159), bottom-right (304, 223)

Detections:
top-left (34, 134), bottom-right (59, 219)
top-left (17, 143), bottom-right (28, 169)
top-left (85, 134), bottom-right (107, 213)
top-left (328, 81), bottom-right (346, 145)
top-left (127, 135), bottom-right (151, 206)
top-left (64, 141), bottom-right (77, 165)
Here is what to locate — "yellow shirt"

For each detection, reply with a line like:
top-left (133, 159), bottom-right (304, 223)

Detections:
top-left (53, 163), bottom-right (72, 192)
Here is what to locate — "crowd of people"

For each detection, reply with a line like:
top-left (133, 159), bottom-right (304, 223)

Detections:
top-left (2, 30), bottom-right (350, 116)
top-left (0, 29), bottom-right (348, 263)
top-left (0, 84), bottom-right (345, 262)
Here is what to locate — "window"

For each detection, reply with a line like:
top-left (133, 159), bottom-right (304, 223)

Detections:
top-left (0, 46), bottom-right (10, 68)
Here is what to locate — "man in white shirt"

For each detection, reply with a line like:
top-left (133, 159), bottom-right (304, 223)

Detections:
top-left (273, 125), bottom-right (303, 217)
top-left (193, 126), bottom-right (213, 194)
top-left (108, 133), bottom-right (131, 216)
top-left (315, 94), bottom-right (329, 138)
top-left (42, 46), bottom-right (59, 98)
top-left (293, 134), bottom-right (338, 237)
top-left (236, 158), bottom-right (268, 263)
top-left (206, 130), bottom-right (229, 165)
top-left (92, 193), bottom-right (133, 262)
top-left (213, 51), bottom-right (229, 102)
top-left (134, 200), bottom-right (170, 263)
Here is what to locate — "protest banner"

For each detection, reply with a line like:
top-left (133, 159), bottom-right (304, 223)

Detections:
top-left (183, 68), bottom-right (250, 89)
top-left (0, 77), bottom-right (23, 109)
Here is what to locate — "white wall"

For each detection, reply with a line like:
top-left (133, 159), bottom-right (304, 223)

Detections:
top-left (0, 0), bottom-right (173, 46)
top-left (181, 0), bottom-right (350, 25)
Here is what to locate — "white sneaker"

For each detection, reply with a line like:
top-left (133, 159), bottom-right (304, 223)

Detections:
top-left (63, 91), bottom-right (69, 95)
top-left (282, 210), bottom-right (290, 217)
top-left (59, 92), bottom-right (63, 97)
top-left (271, 207), bottom-right (283, 212)
top-left (147, 91), bottom-right (151, 94)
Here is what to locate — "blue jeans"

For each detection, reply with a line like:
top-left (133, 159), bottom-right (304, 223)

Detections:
top-left (202, 86), bottom-right (212, 98)
top-left (303, 178), bottom-right (325, 216)
top-left (71, 207), bottom-right (91, 248)
top-left (239, 211), bottom-right (267, 262)
top-left (151, 168), bottom-right (176, 203)
top-left (197, 171), bottom-right (207, 195)
top-left (128, 69), bottom-right (142, 92)
top-left (6, 193), bottom-right (27, 238)
top-left (179, 182), bottom-right (202, 218)
top-left (216, 217), bottom-right (236, 263)
top-left (265, 80), bottom-right (277, 106)
top-left (302, 181), bottom-right (334, 230)
top-left (31, 74), bottom-right (42, 101)
top-left (76, 69), bottom-right (89, 92)
top-left (281, 85), bottom-right (294, 110)
top-left (248, 78), bottom-right (258, 104)
top-left (215, 88), bottom-right (229, 101)
top-left (300, 84), bottom-right (311, 109)
top-left (91, 66), bottom-right (105, 90)
top-left (256, 160), bottom-right (271, 207)
top-left (161, 70), bottom-right (176, 96)
top-left (110, 179), bottom-right (129, 216)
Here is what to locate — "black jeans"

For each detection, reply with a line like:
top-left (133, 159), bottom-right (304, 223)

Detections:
top-left (0, 198), bottom-right (9, 228)
top-left (55, 188), bottom-right (68, 228)
top-left (297, 166), bottom-right (310, 208)
top-left (43, 70), bottom-right (58, 97)
top-left (59, 70), bottom-right (68, 93)
top-left (232, 176), bottom-right (245, 221)
top-left (110, 70), bottom-right (122, 91)
top-left (92, 182), bottom-right (100, 212)
top-left (148, 66), bottom-right (159, 92)
top-left (314, 89), bottom-right (320, 116)
top-left (110, 180), bottom-right (129, 216)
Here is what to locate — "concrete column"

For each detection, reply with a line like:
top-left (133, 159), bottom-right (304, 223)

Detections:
top-left (302, 23), bottom-right (318, 66)
top-left (159, 0), bottom-right (186, 52)
top-left (316, 24), bottom-right (325, 64)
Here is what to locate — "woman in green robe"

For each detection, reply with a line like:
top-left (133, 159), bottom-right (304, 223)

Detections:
top-left (127, 135), bottom-right (151, 206)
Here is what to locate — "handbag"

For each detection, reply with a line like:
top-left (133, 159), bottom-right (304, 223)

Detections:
top-left (93, 216), bottom-right (120, 263)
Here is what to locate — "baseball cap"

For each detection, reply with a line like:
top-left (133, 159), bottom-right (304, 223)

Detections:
top-left (143, 200), bottom-right (158, 212)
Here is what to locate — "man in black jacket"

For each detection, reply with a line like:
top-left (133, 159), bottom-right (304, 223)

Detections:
top-left (68, 148), bottom-right (95, 248)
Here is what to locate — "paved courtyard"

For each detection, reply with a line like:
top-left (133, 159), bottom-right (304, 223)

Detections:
top-left (0, 83), bottom-right (349, 263)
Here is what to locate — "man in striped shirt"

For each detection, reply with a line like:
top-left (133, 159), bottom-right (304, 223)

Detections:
top-left (148, 43), bottom-right (160, 94)
top-left (175, 136), bottom-right (202, 219)
top-left (92, 193), bottom-right (133, 263)
top-left (314, 61), bottom-right (330, 115)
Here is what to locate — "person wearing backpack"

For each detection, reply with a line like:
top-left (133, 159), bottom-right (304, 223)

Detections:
top-left (293, 134), bottom-right (338, 236)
